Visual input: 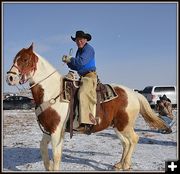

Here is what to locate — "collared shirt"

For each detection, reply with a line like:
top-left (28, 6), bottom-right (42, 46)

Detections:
top-left (67, 43), bottom-right (96, 76)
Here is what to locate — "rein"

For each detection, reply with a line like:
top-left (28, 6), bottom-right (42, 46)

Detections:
top-left (29, 70), bottom-right (57, 89)
top-left (8, 60), bottom-right (57, 92)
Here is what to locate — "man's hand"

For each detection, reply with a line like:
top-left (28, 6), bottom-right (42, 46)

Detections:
top-left (62, 55), bottom-right (72, 63)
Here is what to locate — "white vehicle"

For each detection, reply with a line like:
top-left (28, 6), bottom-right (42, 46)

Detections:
top-left (141, 85), bottom-right (177, 108)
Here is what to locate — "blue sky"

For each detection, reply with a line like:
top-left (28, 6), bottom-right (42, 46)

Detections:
top-left (2, 2), bottom-right (177, 92)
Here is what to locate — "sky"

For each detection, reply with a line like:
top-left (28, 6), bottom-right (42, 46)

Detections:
top-left (2, 2), bottom-right (178, 93)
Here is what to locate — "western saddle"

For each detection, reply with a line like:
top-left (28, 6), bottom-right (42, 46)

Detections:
top-left (61, 71), bottom-right (118, 138)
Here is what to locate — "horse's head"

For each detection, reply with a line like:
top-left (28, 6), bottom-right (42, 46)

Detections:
top-left (6, 43), bottom-right (38, 86)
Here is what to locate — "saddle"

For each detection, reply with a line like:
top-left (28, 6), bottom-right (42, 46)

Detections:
top-left (61, 71), bottom-right (118, 138)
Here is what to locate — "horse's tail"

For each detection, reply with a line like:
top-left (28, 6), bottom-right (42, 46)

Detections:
top-left (136, 93), bottom-right (169, 130)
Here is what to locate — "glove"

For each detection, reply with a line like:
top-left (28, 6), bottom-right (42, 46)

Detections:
top-left (62, 55), bottom-right (72, 63)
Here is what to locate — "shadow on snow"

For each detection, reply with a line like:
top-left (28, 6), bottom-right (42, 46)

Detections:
top-left (3, 146), bottom-right (113, 171)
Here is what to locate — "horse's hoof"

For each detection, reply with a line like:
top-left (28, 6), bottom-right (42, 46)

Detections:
top-left (113, 162), bottom-right (131, 171)
top-left (113, 162), bottom-right (123, 170)
top-left (47, 160), bottom-right (53, 171)
top-left (123, 164), bottom-right (131, 171)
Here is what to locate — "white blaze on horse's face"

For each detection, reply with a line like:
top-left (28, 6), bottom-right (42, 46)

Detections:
top-left (6, 65), bottom-right (21, 86)
top-left (6, 44), bottom-right (38, 86)
top-left (6, 56), bottom-right (22, 86)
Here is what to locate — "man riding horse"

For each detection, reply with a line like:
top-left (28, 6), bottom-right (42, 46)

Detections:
top-left (62, 30), bottom-right (97, 134)
top-left (6, 42), bottom-right (171, 171)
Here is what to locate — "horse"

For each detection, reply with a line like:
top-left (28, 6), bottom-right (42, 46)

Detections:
top-left (6, 43), bottom-right (170, 171)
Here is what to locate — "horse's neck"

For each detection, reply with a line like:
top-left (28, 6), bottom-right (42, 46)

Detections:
top-left (30, 53), bottom-right (62, 100)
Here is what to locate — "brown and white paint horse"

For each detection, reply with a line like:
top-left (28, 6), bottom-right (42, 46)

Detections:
top-left (6, 44), bottom-right (169, 171)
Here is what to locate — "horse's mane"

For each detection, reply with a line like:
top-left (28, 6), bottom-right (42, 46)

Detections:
top-left (34, 51), bottom-right (61, 75)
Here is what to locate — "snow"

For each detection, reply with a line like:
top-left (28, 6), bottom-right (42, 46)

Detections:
top-left (2, 109), bottom-right (178, 172)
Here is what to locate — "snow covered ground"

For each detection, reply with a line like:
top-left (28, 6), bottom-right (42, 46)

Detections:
top-left (2, 109), bottom-right (178, 172)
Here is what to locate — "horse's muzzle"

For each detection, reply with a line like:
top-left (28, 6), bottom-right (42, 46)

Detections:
top-left (6, 73), bottom-right (20, 86)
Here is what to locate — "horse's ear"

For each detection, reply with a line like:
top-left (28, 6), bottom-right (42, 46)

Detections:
top-left (28, 42), bottom-right (34, 51)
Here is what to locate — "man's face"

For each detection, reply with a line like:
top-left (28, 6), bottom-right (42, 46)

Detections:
top-left (75, 37), bottom-right (87, 48)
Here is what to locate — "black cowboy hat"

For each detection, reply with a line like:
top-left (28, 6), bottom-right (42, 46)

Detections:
top-left (71, 30), bottom-right (92, 42)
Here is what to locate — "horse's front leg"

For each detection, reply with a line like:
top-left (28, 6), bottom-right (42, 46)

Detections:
top-left (40, 134), bottom-right (51, 170)
top-left (51, 127), bottom-right (65, 171)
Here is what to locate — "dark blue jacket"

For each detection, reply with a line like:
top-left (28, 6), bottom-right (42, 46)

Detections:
top-left (67, 43), bottom-right (96, 76)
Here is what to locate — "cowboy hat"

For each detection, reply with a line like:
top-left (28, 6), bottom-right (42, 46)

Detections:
top-left (71, 30), bottom-right (92, 41)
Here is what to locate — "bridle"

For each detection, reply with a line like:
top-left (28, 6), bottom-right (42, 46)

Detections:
top-left (7, 63), bottom-right (26, 85)
top-left (7, 63), bottom-right (22, 76)
top-left (6, 49), bottom-right (66, 136)
top-left (7, 54), bottom-right (57, 90)
top-left (7, 53), bottom-right (38, 85)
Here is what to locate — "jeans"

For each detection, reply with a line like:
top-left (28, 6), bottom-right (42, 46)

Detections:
top-left (159, 115), bottom-right (173, 127)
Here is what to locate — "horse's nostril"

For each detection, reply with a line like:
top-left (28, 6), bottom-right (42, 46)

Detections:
top-left (9, 76), bottom-right (13, 82)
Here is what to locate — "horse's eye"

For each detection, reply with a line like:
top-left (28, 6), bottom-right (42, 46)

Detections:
top-left (23, 58), bottom-right (28, 62)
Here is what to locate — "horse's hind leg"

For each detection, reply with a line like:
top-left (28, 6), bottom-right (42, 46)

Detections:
top-left (114, 128), bottom-right (139, 170)
top-left (113, 128), bottom-right (129, 170)
top-left (40, 134), bottom-right (51, 170)
top-left (123, 129), bottom-right (139, 169)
